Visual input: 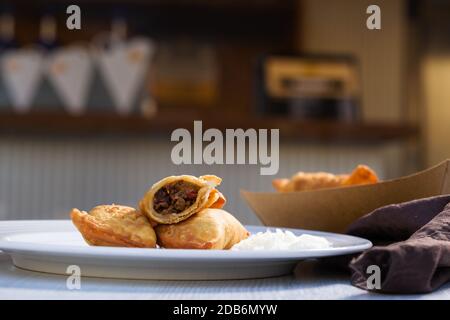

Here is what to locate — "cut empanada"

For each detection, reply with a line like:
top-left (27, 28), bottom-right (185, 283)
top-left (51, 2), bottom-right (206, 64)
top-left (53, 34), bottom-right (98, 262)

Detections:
top-left (155, 208), bottom-right (249, 250)
top-left (139, 175), bottom-right (226, 224)
top-left (71, 204), bottom-right (157, 248)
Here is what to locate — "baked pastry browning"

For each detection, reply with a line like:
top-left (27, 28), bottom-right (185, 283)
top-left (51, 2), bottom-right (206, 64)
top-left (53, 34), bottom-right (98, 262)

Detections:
top-left (273, 165), bottom-right (379, 192)
top-left (156, 208), bottom-right (249, 250)
top-left (341, 165), bottom-right (379, 186)
top-left (140, 175), bottom-right (226, 225)
top-left (71, 205), bottom-right (157, 248)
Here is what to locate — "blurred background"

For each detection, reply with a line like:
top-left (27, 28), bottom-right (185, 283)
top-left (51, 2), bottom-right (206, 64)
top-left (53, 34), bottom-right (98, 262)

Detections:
top-left (0, 0), bottom-right (447, 224)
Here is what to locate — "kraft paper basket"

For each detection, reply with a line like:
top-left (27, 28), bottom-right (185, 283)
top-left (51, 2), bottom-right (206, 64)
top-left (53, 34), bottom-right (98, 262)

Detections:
top-left (241, 160), bottom-right (450, 233)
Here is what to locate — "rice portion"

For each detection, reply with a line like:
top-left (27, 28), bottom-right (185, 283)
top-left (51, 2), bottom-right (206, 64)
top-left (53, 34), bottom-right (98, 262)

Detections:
top-left (232, 229), bottom-right (331, 251)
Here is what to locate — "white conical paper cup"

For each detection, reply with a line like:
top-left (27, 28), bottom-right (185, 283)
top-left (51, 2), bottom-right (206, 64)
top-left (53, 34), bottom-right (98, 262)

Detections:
top-left (1, 49), bottom-right (43, 113)
top-left (46, 46), bottom-right (93, 115)
top-left (95, 38), bottom-right (155, 115)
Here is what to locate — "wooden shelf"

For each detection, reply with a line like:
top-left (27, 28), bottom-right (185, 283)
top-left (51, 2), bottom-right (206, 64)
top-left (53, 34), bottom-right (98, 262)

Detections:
top-left (0, 110), bottom-right (419, 144)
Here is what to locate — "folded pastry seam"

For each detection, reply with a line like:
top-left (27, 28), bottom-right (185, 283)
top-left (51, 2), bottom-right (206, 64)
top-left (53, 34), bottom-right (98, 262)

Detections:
top-left (71, 205), bottom-right (157, 248)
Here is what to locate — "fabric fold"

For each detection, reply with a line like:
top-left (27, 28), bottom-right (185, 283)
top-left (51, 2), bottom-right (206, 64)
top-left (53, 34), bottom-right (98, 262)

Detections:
top-left (346, 195), bottom-right (450, 293)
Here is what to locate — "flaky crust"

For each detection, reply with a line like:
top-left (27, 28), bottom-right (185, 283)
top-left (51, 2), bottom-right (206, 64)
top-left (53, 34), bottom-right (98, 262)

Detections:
top-left (139, 175), bottom-right (226, 225)
top-left (71, 205), bottom-right (157, 248)
top-left (155, 208), bottom-right (249, 250)
top-left (341, 165), bottom-right (379, 186)
top-left (272, 165), bottom-right (379, 192)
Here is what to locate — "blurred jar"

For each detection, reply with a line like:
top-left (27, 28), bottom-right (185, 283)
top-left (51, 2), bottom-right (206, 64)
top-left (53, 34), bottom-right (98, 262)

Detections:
top-left (150, 39), bottom-right (219, 108)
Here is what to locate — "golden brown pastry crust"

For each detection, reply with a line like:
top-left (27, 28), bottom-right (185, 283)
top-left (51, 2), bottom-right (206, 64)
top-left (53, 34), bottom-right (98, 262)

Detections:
top-left (71, 205), bottom-right (157, 248)
top-left (139, 175), bottom-right (226, 225)
top-left (273, 165), bottom-right (378, 192)
top-left (155, 208), bottom-right (249, 250)
top-left (341, 165), bottom-right (379, 186)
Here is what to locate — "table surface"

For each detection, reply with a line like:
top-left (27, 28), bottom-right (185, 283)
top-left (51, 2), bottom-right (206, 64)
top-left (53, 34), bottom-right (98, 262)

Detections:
top-left (0, 253), bottom-right (449, 300)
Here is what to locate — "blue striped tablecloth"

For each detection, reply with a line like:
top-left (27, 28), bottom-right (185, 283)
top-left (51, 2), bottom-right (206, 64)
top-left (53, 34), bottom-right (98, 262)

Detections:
top-left (0, 253), bottom-right (449, 300)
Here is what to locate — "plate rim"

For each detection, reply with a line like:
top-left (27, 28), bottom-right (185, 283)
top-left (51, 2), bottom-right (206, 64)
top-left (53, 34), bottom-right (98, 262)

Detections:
top-left (0, 220), bottom-right (372, 260)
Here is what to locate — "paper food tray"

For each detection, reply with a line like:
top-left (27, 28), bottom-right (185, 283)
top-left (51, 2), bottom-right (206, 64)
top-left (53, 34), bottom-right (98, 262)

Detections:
top-left (241, 160), bottom-right (450, 233)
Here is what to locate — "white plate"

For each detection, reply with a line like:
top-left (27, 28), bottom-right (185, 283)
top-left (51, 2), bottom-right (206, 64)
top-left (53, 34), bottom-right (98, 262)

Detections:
top-left (0, 220), bottom-right (372, 280)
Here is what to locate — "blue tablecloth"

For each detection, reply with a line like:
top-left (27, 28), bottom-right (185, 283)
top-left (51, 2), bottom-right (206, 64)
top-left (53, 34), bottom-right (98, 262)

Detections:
top-left (0, 253), bottom-right (449, 300)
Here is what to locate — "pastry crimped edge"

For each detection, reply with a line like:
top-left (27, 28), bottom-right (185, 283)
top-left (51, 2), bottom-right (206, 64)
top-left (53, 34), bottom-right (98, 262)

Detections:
top-left (71, 205), bottom-right (157, 248)
top-left (139, 174), bottom-right (226, 225)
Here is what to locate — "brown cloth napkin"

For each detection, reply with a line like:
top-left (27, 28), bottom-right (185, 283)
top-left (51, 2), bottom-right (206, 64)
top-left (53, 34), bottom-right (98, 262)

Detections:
top-left (346, 195), bottom-right (450, 294)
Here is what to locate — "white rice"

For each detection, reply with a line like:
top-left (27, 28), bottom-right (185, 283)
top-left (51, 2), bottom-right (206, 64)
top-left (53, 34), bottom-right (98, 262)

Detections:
top-left (232, 229), bottom-right (332, 251)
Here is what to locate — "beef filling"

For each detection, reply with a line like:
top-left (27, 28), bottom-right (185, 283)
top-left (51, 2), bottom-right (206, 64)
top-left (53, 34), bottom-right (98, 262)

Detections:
top-left (153, 181), bottom-right (200, 215)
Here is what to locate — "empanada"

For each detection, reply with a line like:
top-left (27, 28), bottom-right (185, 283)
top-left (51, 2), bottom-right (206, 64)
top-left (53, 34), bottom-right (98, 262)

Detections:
top-left (155, 208), bottom-right (249, 250)
top-left (140, 175), bottom-right (226, 224)
top-left (71, 204), bottom-right (157, 248)
top-left (341, 165), bottom-right (379, 186)
top-left (273, 165), bottom-right (378, 192)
